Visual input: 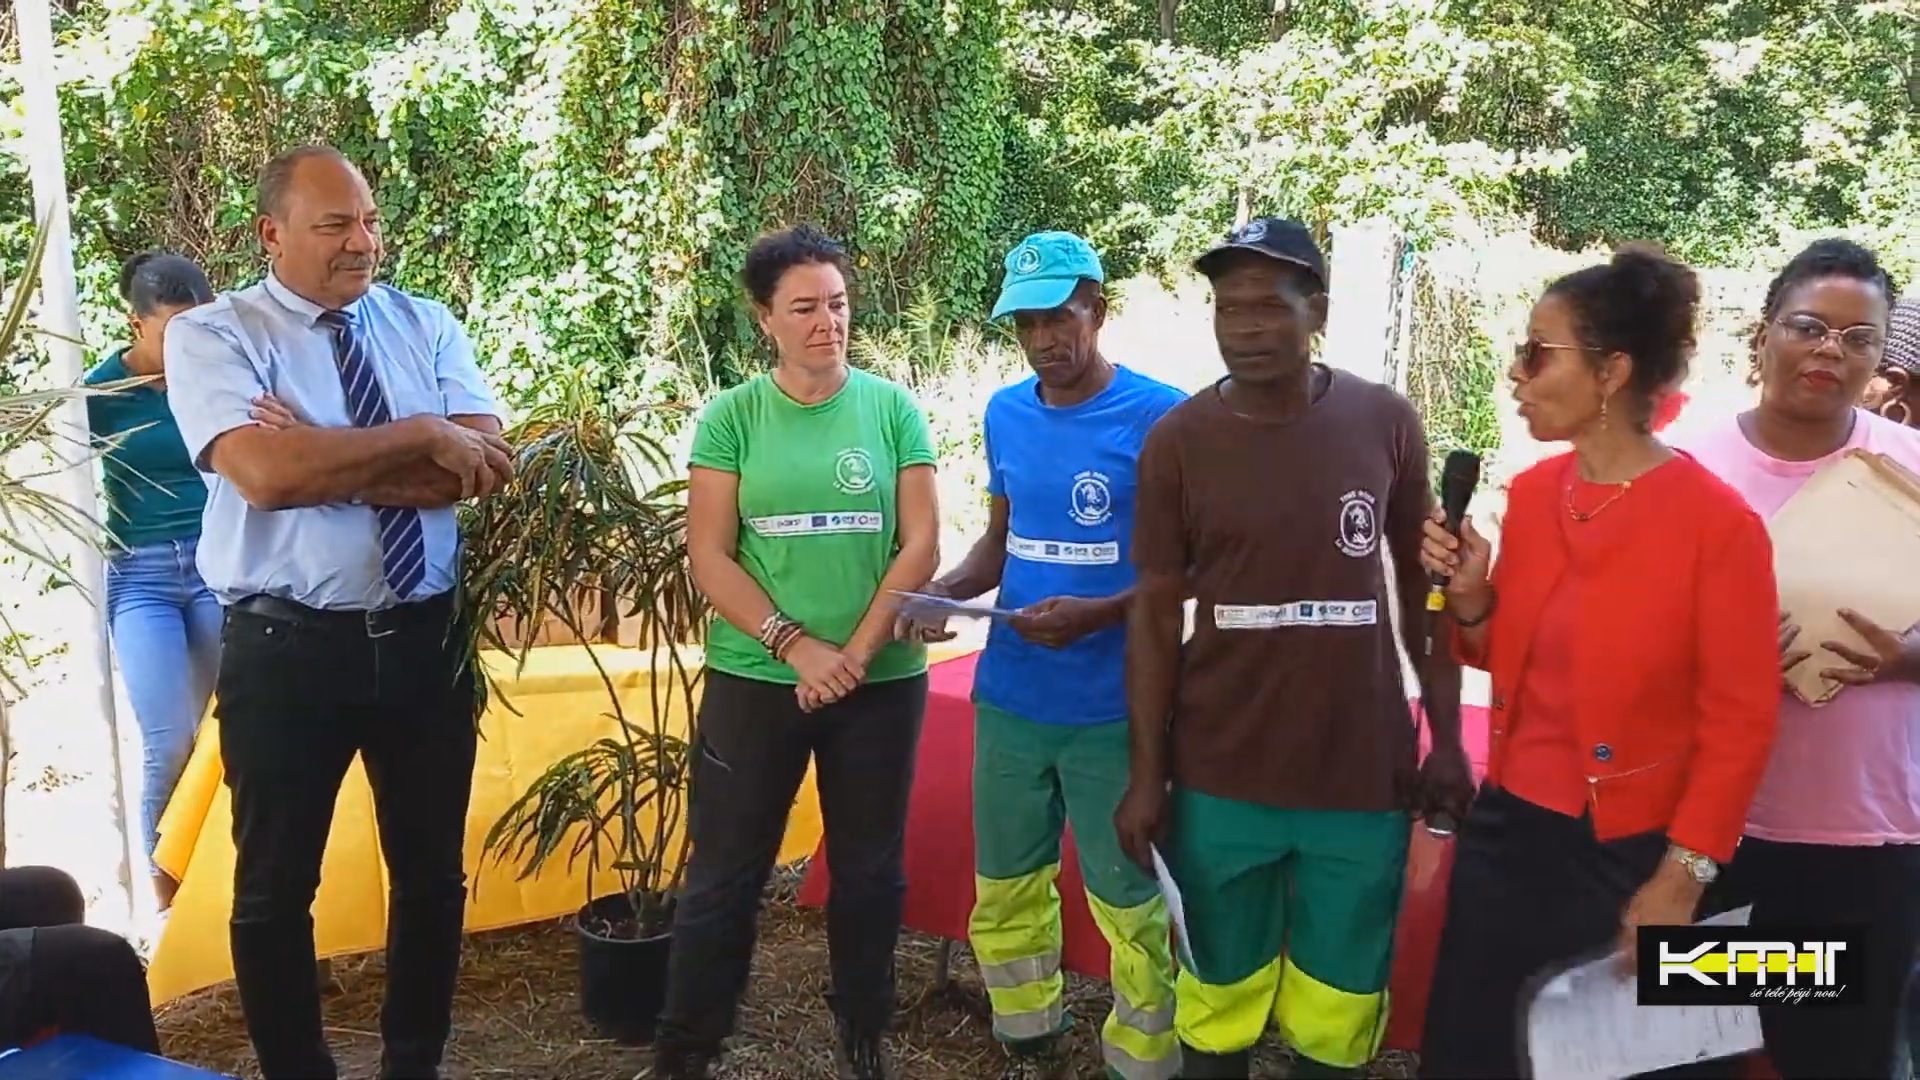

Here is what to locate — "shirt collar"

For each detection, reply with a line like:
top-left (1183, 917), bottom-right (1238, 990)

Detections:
top-left (264, 271), bottom-right (362, 327)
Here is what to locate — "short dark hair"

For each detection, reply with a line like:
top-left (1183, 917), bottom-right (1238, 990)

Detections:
top-left (1759, 237), bottom-right (1899, 321)
top-left (741, 224), bottom-right (851, 307)
top-left (256, 144), bottom-right (352, 219)
top-left (118, 251), bottom-right (214, 316)
top-left (1746, 239), bottom-right (1899, 385)
top-left (1544, 243), bottom-right (1700, 418)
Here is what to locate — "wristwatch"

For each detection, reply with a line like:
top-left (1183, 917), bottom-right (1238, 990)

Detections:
top-left (1668, 844), bottom-right (1718, 885)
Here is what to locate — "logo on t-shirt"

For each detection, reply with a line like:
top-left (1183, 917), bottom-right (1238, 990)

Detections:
top-left (834, 447), bottom-right (877, 495)
top-left (1069, 470), bottom-right (1113, 527)
top-left (1214, 600), bottom-right (1378, 629)
top-left (1337, 489), bottom-right (1378, 558)
top-left (1007, 532), bottom-right (1119, 566)
top-left (749, 512), bottom-right (884, 537)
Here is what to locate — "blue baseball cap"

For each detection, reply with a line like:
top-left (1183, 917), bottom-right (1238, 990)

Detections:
top-left (990, 232), bottom-right (1105, 321)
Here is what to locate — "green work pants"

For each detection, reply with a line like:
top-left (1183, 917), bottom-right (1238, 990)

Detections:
top-left (1163, 786), bottom-right (1409, 1071)
top-left (969, 703), bottom-right (1180, 1080)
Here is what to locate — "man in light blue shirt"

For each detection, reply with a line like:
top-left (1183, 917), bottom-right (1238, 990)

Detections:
top-left (907, 233), bottom-right (1185, 1080)
top-left (164, 144), bottom-right (510, 1080)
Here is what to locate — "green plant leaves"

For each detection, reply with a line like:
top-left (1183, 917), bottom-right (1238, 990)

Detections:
top-left (0, 216), bottom-right (113, 695)
top-left (464, 372), bottom-right (707, 925)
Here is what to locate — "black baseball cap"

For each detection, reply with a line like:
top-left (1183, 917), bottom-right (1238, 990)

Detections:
top-left (1194, 217), bottom-right (1328, 290)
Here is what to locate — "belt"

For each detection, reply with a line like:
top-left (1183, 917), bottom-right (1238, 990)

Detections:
top-left (229, 591), bottom-right (456, 639)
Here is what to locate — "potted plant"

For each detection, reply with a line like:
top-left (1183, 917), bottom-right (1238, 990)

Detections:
top-left (467, 378), bottom-right (706, 1045)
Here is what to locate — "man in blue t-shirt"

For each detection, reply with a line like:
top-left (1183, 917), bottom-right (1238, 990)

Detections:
top-left (910, 232), bottom-right (1185, 1080)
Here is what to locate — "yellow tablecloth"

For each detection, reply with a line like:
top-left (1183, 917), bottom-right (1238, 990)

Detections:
top-left (146, 644), bottom-right (829, 1005)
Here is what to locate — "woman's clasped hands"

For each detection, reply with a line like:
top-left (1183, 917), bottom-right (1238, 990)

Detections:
top-left (788, 636), bottom-right (865, 713)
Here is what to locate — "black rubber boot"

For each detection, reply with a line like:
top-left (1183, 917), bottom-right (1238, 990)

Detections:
top-left (833, 1019), bottom-right (898, 1080)
top-left (1179, 1045), bottom-right (1252, 1078)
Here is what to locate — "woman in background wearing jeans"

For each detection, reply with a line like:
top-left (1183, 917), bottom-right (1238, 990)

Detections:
top-left (84, 250), bottom-right (219, 908)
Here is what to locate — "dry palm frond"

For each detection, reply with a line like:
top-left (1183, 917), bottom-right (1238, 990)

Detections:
top-left (0, 216), bottom-right (113, 695)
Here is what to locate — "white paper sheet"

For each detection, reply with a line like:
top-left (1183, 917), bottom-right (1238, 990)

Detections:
top-left (1150, 845), bottom-right (1197, 972)
top-left (1525, 906), bottom-right (1763, 1080)
top-left (890, 590), bottom-right (1022, 620)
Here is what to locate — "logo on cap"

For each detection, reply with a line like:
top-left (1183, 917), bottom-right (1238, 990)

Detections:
top-left (1235, 220), bottom-right (1269, 244)
top-left (1012, 245), bottom-right (1044, 275)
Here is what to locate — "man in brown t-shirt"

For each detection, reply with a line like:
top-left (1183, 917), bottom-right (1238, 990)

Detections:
top-left (1113, 218), bottom-right (1471, 1079)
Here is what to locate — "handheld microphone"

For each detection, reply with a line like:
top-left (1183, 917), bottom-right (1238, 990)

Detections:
top-left (1422, 450), bottom-right (1481, 839)
top-left (1423, 450), bottom-right (1483, 654)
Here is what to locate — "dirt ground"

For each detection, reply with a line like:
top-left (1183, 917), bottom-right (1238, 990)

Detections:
top-left (156, 871), bottom-right (1418, 1079)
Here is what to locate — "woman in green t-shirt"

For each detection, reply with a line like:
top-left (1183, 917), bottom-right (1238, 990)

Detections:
top-left (655, 226), bottom-right (941, 1080)
top-left (83, 251), bottom-right (218, 909)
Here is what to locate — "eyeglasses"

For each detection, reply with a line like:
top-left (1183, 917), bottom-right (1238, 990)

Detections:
top-left (1513, 339), bottom-right (1588, 379)
top-left (1776, 314), bottom-right (1883, 358)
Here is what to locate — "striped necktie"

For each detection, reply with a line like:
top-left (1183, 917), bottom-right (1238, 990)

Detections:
top-left (316, 308), bottom-right (428, 600)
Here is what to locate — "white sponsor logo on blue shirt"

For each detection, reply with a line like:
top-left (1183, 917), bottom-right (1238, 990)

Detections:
top-left (1007, 531), bottom-right (1120, 566)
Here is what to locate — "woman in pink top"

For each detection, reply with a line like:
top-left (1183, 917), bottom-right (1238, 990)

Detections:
top-left (1682, 239), bottom-right (1920, 1080)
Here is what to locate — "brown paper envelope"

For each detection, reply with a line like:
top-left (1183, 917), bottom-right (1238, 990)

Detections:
top-left (1768, 450), bottom-right (1920, 706)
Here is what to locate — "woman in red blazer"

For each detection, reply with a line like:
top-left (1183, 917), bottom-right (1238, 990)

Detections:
top-left (1415, 246), bottom-right (1782, 1080)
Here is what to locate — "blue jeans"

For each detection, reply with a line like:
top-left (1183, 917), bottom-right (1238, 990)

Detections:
top-left (105, 538), bottom-right (223, 865)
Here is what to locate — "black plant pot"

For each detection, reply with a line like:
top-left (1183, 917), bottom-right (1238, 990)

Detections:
top-left (577, 892), bottom-right (673, 1045)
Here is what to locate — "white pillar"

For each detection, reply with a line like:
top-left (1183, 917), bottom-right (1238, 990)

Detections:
top-left (15, 0), bottom-right (139, 922)
top-left (1321, 219), bottom-right (1400, 386)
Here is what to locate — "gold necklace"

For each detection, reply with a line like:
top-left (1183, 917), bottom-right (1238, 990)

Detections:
top-left (1566, 478), bottom-right (1632, 521)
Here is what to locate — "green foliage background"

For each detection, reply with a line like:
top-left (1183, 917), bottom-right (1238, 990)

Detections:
top-left (1, 0), bottom-right (1915, 432)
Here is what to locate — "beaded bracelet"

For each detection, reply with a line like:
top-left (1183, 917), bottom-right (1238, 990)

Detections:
top-left (757, 611), bottom-right (795, 647)
top-left (758, 611), bottom-right (808, 661)
top-left (768, 622), bottom-right (807, 661)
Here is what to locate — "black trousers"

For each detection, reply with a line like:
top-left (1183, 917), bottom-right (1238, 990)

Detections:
top-left (0, 866), bottom-right (158, 1055)
top-left (1718, 837), bottom-right (1920, 1080)
top-left (1419, 785), bottom-right (1709, 1080)
top-left (218, 593), bottom-right (478, 1080)
top-left (655, 669), bottom-right (928, 1053)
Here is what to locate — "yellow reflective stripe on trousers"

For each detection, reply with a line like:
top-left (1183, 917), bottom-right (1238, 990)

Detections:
top-left (1101, 996), bottom-right (1181, 1080)
top-left (970, 868), bottom-right (1067, 1042)
top-left (1112, 993), bottom-right (1175, 1036)
top-left (980, 951), bottom-right (1062, 990)
top-left (1085, 891), bottom-right (1180, 1078)
top-left (1271, 956), bottom-right (1390, 1069)
top-left (1173, 958), bottom-right (1281, 1055)
top-left (981, 954), bottom-right (1065, 1041)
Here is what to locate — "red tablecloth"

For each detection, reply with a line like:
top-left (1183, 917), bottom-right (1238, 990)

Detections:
top-left (797, 653), bottom-right (1489, 1053)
